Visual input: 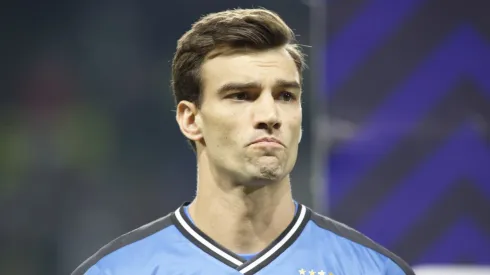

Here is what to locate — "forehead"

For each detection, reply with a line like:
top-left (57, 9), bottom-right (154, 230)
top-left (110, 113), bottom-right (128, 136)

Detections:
top-left (200, 47), bottom-right (300, 90)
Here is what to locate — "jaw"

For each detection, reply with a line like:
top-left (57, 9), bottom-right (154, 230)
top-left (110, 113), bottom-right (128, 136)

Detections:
top-left (196, 144), bottom-right (294, 189)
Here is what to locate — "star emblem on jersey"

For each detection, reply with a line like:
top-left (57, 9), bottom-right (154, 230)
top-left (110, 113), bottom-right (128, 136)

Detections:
top-left (298, 269), bottom-right (331, 275)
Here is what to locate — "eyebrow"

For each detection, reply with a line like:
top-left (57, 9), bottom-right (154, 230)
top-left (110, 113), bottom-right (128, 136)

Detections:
top-left (217, 79), bottom-right (301, 95)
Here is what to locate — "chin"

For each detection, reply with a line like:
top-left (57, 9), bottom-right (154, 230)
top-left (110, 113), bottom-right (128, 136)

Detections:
top-left (237, 163), bottom-right (282, 184)
top-left (258, 166), bottom-right (283, 180)
top-left (240, 156), bottom-right (289, 183)
top-left (241, 163), bottom-right (283, 184)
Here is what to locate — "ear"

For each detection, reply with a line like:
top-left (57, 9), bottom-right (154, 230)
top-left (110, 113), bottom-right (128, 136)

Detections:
top-left (176, 101), bottom-right (203, 142)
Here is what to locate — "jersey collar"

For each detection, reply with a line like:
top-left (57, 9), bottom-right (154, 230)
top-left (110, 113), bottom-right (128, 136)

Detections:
top-left (171, 201), bottom-right (311, 274)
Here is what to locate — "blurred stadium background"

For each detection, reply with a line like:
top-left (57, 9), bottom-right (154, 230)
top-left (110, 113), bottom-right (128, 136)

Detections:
top-left (1, 0), bottom-right (489, 274)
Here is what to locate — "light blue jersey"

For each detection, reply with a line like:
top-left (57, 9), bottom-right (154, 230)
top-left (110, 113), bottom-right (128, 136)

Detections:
top-left (72, 203), bottom-right (414, 275)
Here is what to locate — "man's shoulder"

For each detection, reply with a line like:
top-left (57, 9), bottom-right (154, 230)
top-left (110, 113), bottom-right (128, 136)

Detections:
top-left (308, 209), bottom-right (415, 275)
top-left (71, 212), bottom-right (174, 275)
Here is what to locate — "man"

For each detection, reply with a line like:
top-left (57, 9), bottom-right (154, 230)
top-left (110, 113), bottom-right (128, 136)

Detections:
top-left (72, 8), bottom-right (415, 275)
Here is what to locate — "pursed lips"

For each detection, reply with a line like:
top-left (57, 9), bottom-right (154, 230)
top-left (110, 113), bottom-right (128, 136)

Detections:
top-left (248, 137), bottom-right (285, 147)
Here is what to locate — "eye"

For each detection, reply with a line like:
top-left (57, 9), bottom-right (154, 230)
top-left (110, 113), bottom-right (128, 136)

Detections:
top-left (278, 91), bottom-right (296, 102)
top-left (229, 92), bottom-right (250, 101)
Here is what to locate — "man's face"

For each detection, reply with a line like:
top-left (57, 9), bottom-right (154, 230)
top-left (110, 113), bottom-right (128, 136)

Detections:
top-left (196, 47), bottom-right (302, 184)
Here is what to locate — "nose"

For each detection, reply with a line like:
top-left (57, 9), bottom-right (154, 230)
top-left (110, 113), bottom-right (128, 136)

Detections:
top-left (253, 94), bottom-right (281, 132)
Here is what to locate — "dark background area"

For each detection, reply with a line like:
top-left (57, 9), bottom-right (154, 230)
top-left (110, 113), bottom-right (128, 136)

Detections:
top-left (1, 1), bottom-right (312, 274)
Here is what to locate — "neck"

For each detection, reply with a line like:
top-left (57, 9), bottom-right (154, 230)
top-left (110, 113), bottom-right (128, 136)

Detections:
top-left (188, 156), bottom-right (296, 255)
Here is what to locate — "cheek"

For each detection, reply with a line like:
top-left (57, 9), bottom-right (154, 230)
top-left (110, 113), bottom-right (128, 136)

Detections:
top-left (204, 113), bottom-right (242, 147)
top-left (287, 111), bottom-right (302, 135)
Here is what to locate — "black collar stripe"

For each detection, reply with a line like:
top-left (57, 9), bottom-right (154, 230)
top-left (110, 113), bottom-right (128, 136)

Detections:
top-left (238, 204), bottom-right (307, 274)
top-left (174, 208), bottom-right (244, 266)
top-left (173, 203), bottom-right (310, 274)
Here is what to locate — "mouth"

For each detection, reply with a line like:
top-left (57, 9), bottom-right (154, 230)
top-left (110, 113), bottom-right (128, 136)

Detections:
top-left (249, 137), bottom-right (285, 148)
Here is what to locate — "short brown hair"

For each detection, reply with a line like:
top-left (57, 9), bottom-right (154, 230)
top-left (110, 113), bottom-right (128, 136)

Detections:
top-left (171, 8), bottom-right (306, 150)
